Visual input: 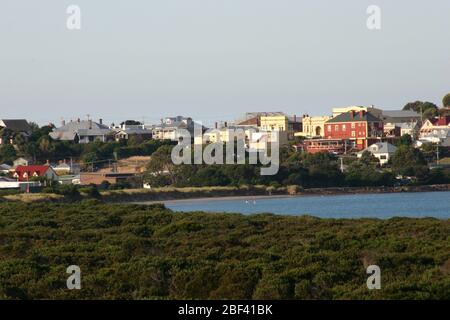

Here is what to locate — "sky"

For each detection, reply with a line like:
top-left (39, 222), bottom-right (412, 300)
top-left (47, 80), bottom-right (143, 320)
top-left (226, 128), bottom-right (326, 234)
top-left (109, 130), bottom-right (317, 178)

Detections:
top-left (0, 0), bottom-right (449, 127)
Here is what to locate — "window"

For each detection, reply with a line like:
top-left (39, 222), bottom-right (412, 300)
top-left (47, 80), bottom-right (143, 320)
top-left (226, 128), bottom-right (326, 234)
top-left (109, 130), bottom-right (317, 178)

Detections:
top-left (380, 155), bottom-right (387, 160)
top-left (351, 123), bottom-right (355, 129)
top-left (335, 125), bottom-right (339, 131)
top-left (327, 126), bottom-right (331, 132)
top-left (342, 124), bottom-right (346, 130)
top-left (351, 131), bottom-right (355, 137)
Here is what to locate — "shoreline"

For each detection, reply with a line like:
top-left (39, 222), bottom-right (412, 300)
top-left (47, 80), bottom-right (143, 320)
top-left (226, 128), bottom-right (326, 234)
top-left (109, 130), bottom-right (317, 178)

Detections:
top-left (105, 184), bottom-right (450, 204)
top-left (136, 188), bottom-right (450, 205)
top-left (3, 184), bottom-right (450, 203)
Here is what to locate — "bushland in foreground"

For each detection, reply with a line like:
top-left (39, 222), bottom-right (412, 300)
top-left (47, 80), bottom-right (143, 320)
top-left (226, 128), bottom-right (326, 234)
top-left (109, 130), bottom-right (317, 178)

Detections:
top-left (0, 201), bottom-right (449, 299)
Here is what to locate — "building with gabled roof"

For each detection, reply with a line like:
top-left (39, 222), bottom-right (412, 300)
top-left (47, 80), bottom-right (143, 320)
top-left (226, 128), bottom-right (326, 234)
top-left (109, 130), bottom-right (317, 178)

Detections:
top-left (357, 142), bottom-right (397, 165)
top-left (0, 119), bottom-right (32, 145)
top-left (325, 110), bottom-right (384, 150)
top-left (12, 165), bottom-right (58, 182)
top-left (0, 119), bottom-right (32, 134)
top-left (49, 119), bottom-right (111, 143)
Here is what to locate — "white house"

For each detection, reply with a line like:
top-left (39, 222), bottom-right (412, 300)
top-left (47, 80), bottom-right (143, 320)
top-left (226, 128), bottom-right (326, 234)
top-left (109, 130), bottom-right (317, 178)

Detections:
top-left (357, 142), bottom-right (397, 166)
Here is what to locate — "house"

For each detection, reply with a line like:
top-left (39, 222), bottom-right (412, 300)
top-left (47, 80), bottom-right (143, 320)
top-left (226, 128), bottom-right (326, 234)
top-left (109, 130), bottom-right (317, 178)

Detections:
top-left (357, 142), bottom-right (397, 166)
top-left (12, 165), bottom-right (58, 182)
top-left (324, 110), bottom-right (384, 150)
top-left (49, 119), bottom-right (112, 143)
top-left (384, 121), bottom-right (420, 139)
top-left (0, 163), bottom-right (12, 175)
top-left (13, 157), bottom-right (34, 168)
top-left (199, 124), bottom-right (277, 151)
top-left (0, 119), bottom-right (32, 145)
top-left (234, 112), bottom-right (301, 143)
top-left (51, 160), bottom-right (80, 175)
top-left (419, 116), bottom-right (450, 146)
top-left (148, 116), bottom-right (197, 141)
top-left (296, 115), bottom-right (331, 138)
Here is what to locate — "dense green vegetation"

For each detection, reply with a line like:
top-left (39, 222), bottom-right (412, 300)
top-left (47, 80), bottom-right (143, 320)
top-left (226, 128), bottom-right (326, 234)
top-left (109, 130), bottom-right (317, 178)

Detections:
top-left (442, 93), bottom-right (450, 108)
top-left (0, 201), bottom-right (448, 300)
top-left (144, 143), bottom-right (450, 188)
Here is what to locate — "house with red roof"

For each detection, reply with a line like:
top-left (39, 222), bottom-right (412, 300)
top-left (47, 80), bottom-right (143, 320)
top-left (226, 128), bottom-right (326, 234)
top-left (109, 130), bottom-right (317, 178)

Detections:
top-left (418, 115), bottom-right (450, 146)
top-left (12, 165), bottom-right (58, 182)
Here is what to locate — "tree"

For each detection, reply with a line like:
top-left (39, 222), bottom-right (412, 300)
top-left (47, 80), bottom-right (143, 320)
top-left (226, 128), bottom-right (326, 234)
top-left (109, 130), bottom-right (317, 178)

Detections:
top-left (144, 145), bottom-right (177, 186)
top-left (396, 134), bottom-right (412, 147)
top-left (120, 120), bottom-right (142, 126)
top-left (391, 145), bottom-right (428, 177)
top-left (443, 93), bottom-right (450, 107)
top-left (403, 101), bottom-right (439, 120)
top-left (344, 152), bottom-right (394, 187)
top-left (0, 144), bottom-right (17, 165)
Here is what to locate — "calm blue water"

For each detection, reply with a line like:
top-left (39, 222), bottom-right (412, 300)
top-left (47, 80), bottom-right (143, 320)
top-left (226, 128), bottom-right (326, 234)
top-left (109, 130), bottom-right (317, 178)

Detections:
top-left (164, 191), bottom-right (450, 219)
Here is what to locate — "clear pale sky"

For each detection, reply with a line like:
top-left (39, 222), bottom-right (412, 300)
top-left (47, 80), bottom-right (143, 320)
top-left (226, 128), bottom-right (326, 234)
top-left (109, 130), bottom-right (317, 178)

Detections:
top-left (1, 0), bottom-right (449, 126)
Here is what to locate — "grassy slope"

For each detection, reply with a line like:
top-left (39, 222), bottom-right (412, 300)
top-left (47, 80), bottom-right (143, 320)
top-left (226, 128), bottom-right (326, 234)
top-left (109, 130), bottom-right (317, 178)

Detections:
top-left (0, 201), bottom-right (449, 300)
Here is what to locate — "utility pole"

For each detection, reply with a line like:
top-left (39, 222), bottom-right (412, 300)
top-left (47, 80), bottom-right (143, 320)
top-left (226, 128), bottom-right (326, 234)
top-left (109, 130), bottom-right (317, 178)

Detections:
top-left (436, 143), bottom-right (440, 165)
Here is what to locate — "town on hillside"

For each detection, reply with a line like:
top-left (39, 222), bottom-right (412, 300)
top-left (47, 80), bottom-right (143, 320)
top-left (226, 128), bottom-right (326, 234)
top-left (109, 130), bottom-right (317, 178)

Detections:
top-left (1, 98), bottom-right (450, 192)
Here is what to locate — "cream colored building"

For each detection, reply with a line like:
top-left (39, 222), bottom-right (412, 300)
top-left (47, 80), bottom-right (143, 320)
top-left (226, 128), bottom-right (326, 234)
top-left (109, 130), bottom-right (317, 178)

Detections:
top-left (259, 114), bottom-right (298, 143)
top-left (199, 126), bottom-right (283, 150)
top-left (295, 115), bottom-right (330, 138)
top-left (260, 115), bottom-right (289, 132)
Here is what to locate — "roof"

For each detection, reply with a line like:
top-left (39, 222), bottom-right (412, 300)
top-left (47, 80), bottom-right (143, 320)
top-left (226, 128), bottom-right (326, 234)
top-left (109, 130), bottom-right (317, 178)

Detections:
top-left (13, 165), bottom-right (54, 181)
top-left (50, 120), bottom-right (111, 140)
top-left (14, 165), bottom-right (51, 174)
top-left (0, 119), bottom-right (32, 133)
top-left (0, 164), bottom-right (12, 170)
top-left (358, 142), bottom-right (397, 155)
top-left (382, 110), bottom-right (421, 118)
top-left (52, 163), bottom-right (71, 169)
top-left (49, 131), bottom-right (78, 140)
top-left (326, 111), bottom-right (382, 123)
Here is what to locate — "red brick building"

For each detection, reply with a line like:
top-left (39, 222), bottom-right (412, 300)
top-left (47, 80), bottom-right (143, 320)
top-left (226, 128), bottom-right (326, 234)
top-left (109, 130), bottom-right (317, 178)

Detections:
top-left (324, 111), bottom-right (384, 150)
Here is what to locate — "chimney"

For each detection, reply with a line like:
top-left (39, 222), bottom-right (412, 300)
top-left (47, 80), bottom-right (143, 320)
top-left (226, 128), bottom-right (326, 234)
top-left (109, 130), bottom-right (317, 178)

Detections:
top-left (61, 119), bottom-right (66, 126)
top-left (215, 122), bottom-right (218, 129)
top-left (350, 111), bottom-right (354, 118)
top-left (77, 118), bottom-right (80, 123)
top-left (359, 110), bottom-right (365, 118)
top-left (89, 119), bottom-right (93, 129)
top-left (224, 121), bottom-right (228, 128)
top-left (294, 114), bottom-right (297, 122)
top-left (99, 118), bottom-right (103, 125)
